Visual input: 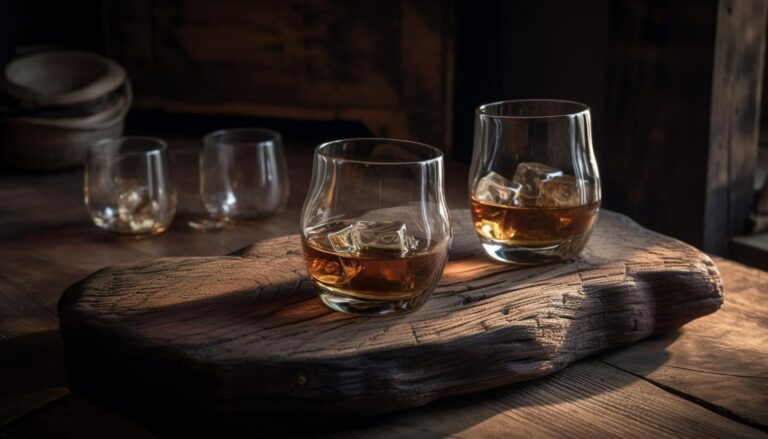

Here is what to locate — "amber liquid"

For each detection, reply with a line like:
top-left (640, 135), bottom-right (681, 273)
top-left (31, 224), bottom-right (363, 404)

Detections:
top-left (470, 197), bottom-right (599, 246)
top-left (302, 239), bottom-right (448, 301)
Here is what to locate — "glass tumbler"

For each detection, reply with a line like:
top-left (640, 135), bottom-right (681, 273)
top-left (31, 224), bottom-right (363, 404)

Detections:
top-left (85, 137), bottom-right (176, 236)
top-left (469, 100), bottom-right (601, 264)
top-left (300, 138), bottom-right (452, 316)
top-left (201, 128), bottom-right (289, 220)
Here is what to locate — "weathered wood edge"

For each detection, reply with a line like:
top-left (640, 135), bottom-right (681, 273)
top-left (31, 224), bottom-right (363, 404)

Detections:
top-left (58, 210), bottom-right (724, 416)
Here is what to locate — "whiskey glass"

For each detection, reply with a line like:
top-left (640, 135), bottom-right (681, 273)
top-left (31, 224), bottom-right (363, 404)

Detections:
top-left (469, 100), bottom-right (601, 264)
top-left (300, 138), bottom-right (452, 316)
top-left (200, 128), bottom-right (289, 221)
top-left (85, 137), bottom-right (176, 236)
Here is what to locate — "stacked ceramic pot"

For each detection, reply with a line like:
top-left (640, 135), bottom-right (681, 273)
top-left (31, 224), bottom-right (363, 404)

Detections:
top-left (0, 51), bottom-right (131, 171)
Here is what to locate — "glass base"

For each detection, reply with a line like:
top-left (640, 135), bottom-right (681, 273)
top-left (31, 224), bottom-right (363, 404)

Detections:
top-left (481, 240), bottom-right (583, 265)
top-left (317, 288), bottom-right (427, 316)
top-left (94, 223), bottom-right (169, 239)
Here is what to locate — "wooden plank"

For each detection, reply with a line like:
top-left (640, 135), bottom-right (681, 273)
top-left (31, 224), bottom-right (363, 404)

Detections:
top-left (0, 387), bottom-right (69, 428)
top-left (704, 0), bottom-right (768, 254)
top-left (2, 393), bottom-right (160, 439)
top-left (0, 265), bottom-right (157, 438)
top-left (318, 361), bottom-right (765, 439)
top-left (0, 275), bottom-right (64, 397)
top-left (600, 257), bottom-right (768, 430)
top-left (58, 210), bottom-right (722, 421)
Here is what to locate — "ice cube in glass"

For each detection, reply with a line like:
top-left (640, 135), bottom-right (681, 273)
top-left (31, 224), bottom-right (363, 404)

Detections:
top-left (474, 171), bottom-right (522, 205)
top-left (512, 162), bottom-right (563, 198)
top-left (538, 175), bottom-right (584, 208)
top-left (352, 221), bottom-right (418, 257)
top-left (117, 186), bottom-right (159, 232)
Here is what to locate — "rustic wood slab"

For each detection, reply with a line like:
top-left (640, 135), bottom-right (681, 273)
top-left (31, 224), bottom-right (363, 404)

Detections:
top-left (58, 209), bottom-right (723, 420)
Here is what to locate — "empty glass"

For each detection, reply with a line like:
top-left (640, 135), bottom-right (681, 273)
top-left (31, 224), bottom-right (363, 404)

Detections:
top-left (200, 128), bottom-right (289, 221)
top-left (469, 100), bottom-right (601, 264)
top-left (300, 138), bottom-right (452, 316)
top-left (85, 136), bottom-right (176, 236)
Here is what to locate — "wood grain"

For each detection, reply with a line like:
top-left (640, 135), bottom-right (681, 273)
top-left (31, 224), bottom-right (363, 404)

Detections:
top-left (600, 256), bottom-right (768, 430)
top-left (0, 387), bottom-right (69, 427)
top-left (58, 209), bottom-right (723, 421)
top-left (103, 0), bottom-right (454, 150)
top-left (321, 361), bottom-right (765, 439)
top-left (455, 1), bottom-right (768, 254)
top-left (0, 140), bottom-right (764, 437)
top-left (704, 0), bottom-right (768, 254)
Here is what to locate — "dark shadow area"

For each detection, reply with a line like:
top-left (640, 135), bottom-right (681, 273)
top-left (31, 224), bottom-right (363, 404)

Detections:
top-left (0, 330), bottom-right (67, 397)
top-left (597, 327), bottom-right (684, 375)
top-left (125, 109), bottom-right (373, 147)
top-left (0, 0), bottom-right (104, 66)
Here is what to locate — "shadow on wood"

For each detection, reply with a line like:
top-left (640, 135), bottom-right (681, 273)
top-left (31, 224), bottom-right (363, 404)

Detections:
top-left (57, 210), bottom-right (723, 435)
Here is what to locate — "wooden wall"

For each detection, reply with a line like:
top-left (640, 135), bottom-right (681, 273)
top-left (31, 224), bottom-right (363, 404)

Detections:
top-left (101, 0), bottom-right (767, 253)
top-left (454, 0), bottom-right (767, 253)
top-left (102, 0), bottom-right (454, 152)
top-left (704, 0), bottom-right (768, 255)
top-left (601, 0), bottom-right (720, 249)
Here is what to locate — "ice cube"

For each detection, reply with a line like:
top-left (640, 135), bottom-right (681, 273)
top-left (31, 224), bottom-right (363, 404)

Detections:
top-left (304, 221), bottom-right (363, 285)
top-left (327, 223), bottom-right (358, 254)
top-left (309, 256), bottom-right (362, 286)
top-left (304, 222), bottom-right (356, 252)
top-left (538, 175), bottom-right (584, 208)
top-left (352, 220), bottom-right (419, 257)
top-left (117, 186), bottom-right (159, 231)
top-left (512, 162), bottom-right (563, 198)
top-left (306, 253), bottom-right (362, 286)
top-left (474, 171), bottom-right (522, 206)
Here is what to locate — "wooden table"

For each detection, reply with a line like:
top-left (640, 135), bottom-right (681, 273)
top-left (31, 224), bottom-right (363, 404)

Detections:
top-left (1, 139), bottom-right (766, 438)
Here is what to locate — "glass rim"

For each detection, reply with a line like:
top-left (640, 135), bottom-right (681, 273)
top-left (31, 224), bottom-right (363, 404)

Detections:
top-left (90, 136), bottom-right (168, 157)
top-left (476, 99), bottom-right (590, 119)
top-left (203, 128), bottom-right (282, 147)
top-left (315, 138), bottom-right (443, 165)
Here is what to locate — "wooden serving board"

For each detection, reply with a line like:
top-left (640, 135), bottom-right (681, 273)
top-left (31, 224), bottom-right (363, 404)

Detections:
top-left (58, 210), bottom-right (723, 419)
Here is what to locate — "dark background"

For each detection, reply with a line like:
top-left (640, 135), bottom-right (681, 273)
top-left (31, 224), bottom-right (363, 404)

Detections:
top-left (1, 0), bottom-right (766, 256)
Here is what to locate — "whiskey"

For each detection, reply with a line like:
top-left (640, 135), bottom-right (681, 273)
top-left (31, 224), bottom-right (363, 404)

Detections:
top-left (470, 197), bottom-right (599, 247)
top-left (302, 237), bottom-right (448, 301)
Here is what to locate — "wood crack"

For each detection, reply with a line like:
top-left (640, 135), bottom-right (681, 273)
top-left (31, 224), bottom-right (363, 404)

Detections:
top-left (663, 364), bottom-right (768, 379)
top-left (596, 359), bottom-right (768, 433)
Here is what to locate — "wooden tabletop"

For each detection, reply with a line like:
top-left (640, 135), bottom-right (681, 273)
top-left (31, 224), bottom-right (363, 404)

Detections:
top-left (1, 139), bottom-right (766, 438)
